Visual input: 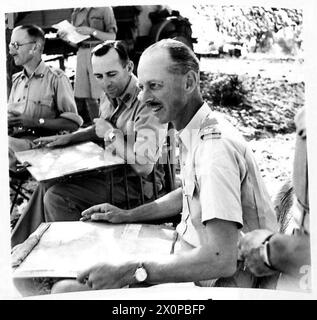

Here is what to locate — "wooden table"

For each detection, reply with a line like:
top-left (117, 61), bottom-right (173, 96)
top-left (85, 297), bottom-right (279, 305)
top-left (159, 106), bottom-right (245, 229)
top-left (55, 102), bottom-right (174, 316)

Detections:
top-left (12, 221), bottom-right (176, 296)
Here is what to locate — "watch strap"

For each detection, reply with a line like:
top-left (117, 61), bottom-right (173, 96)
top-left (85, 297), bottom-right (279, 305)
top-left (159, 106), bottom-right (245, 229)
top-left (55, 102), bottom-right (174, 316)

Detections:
top-left (262, 233), bottom-right (277, 271)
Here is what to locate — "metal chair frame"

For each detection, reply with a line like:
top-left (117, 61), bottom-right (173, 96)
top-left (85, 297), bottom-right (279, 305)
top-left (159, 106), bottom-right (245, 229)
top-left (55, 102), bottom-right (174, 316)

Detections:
top-left (9, 170), bottom-right (33, 214)
top-left (109, 123), bottom-right (180, 226)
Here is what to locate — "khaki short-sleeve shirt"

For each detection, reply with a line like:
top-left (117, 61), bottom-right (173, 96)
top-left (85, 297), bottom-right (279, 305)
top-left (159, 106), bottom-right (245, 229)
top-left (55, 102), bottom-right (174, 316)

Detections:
top-left (176, 103), bottom-right (278, 248)
top-left (8, 60), bottom-right (82, 126)
top-left (72, 7), bottom-right (117, 34)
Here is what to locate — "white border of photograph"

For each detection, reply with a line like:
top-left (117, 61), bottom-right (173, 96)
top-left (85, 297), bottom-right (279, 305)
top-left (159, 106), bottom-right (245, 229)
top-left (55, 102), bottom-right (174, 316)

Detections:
top-left (1, 0), bottom-right (316, 300)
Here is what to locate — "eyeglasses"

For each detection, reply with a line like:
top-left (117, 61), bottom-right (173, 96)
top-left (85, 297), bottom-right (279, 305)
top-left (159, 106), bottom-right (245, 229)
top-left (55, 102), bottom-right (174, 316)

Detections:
top-left (9, 41), bottom-right (36, 50)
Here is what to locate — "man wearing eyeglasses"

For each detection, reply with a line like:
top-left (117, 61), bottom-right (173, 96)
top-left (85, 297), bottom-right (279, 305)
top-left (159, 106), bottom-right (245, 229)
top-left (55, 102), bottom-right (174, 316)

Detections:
top-left (8, 24), bottom-right (83, 170)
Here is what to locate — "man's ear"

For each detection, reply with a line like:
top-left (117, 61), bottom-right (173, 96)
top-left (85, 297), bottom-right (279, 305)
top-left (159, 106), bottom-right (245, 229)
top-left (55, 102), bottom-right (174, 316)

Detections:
top-left (184, 70), bottom-right (198, 93)
top-left (127, 60), bottom-right (134, 74)
top-left (30, 41), bottom-right (40, 54)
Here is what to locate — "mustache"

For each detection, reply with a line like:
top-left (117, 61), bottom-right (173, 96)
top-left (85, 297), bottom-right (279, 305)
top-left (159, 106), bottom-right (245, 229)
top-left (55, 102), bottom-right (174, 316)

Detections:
top-left (145, 100), bottom-right (161, 108)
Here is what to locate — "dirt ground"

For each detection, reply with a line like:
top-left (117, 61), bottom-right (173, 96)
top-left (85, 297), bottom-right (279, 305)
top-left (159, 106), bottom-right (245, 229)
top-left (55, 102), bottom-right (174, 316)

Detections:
top-left (200, 55), bottom-right (303, 200)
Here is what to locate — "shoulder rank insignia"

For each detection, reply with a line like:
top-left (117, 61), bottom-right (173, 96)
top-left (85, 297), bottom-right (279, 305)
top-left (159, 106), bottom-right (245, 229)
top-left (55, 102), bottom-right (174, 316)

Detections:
top-left (12, 71), bottom-right (23, 82)
top-left (48, 65), bottom-right (64, 77)
top-left (199, 116), bottom-right (221, 140)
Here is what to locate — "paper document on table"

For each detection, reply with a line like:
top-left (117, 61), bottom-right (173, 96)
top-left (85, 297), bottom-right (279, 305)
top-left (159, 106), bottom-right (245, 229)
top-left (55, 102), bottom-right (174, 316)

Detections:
top-left (15, 141), bottom-right (124, 182)
top-left (52, 20), bottom-right (90, 44)
top-left (12, 221), bottom-right (176, 278)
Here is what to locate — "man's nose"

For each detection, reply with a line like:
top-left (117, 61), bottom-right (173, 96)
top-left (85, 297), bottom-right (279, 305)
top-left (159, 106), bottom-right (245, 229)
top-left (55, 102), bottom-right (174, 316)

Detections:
top-left (99, 77), bottom-right (111, 90)
top-left (9, 45), bottom-right (16, 55)
top-left (105, 78), bottom-right (114, 89)
top-left (138, 88), bottom-right (151, 104)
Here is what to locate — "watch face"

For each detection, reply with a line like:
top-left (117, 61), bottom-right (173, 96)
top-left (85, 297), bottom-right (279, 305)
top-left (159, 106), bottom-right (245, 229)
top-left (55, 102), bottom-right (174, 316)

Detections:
top-left (108, 131), bottom-right (115, 141)
top-left (135, 267), bottom-right (147, 282)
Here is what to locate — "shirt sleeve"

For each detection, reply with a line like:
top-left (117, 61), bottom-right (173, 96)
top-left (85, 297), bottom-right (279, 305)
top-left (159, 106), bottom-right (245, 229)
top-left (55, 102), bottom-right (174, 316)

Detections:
top-left (103, 7), bottom-right (117, 33)
top-left (133, 103), bottom-right (167, 165)
top-left (54, 74), bottom-right (83, 126)
top-left (195, 138), bottom-right (245, 227)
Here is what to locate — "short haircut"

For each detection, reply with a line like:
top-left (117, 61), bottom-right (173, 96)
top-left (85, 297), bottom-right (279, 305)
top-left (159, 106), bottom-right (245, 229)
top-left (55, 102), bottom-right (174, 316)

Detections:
top-left (14, 25), bottom-right (45, 42)
top-left (145, 38), bottom-right (200, 75)
top-left (91, 40), bottom-right (130, 67)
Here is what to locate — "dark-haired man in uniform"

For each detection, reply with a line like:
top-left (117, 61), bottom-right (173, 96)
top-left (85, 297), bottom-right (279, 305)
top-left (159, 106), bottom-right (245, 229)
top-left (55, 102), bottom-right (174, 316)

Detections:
top-left (11, 40), bottom-right (166, 247)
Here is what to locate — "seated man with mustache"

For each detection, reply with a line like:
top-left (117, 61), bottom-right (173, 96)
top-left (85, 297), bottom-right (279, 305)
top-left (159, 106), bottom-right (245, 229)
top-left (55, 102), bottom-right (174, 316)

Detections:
top-left (50, 39), bottom-right (278, 293)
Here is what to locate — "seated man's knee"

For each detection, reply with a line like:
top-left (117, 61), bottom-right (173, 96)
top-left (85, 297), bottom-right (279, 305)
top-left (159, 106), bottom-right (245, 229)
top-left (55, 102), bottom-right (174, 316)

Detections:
top-left (51, 280), bottom-right (90, 294)
top-left (43, 185), bottom-right (69, 219)
top-left (43, 185), bottom-right (63, 207)
top-left (44, 184), bottom-right (81, 221)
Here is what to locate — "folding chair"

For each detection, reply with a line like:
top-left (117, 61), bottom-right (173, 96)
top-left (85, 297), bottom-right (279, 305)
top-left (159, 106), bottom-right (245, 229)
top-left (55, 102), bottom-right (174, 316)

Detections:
top-left (110, 123), bottom-right (181, 226)
top-left (9, 169), bottom-right (33, 214)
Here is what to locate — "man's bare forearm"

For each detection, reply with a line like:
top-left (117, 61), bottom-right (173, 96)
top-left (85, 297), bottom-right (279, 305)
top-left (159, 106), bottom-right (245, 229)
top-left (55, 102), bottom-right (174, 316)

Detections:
top-left (68, 125), bottom-right (99, 144)
top-left (126, 188), bottom-right (183, 223)
top-left (92, 29), bottom-right (116, 41)
top-left (39, 118), bottom-right (79, 132)
top-left (144, 244), bottom-right (234, 284)
top-left (138, 220), bottom-right (238, 284)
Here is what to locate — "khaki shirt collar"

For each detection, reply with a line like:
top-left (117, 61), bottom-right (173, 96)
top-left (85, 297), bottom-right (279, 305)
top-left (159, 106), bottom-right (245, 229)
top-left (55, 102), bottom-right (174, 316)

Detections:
top-left (108, 74), bottom-right (140, 110)
top-left (178, 102), bottom-right (211, 152)
top-left (75, 7), bottom-right (91, 12)
top-left (22, 60), bottom-right (46, 80)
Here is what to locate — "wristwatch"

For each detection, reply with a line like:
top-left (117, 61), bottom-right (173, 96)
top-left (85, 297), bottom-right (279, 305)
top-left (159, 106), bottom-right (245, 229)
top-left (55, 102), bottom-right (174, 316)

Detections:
top-left (261, 233), bottom-right (277, 271)
top-left (104, 128), bottom-right (119, 143)
top-left (38, 118), bottom-right (45, 126)
top-left (134, 263), bottom-right (148, 283)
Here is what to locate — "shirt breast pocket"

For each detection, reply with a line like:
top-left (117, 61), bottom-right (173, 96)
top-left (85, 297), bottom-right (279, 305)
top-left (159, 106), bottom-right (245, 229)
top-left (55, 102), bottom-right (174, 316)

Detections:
top-left (89, 16), bottom-right (104, 30)
top-left (28, 98), bottom-right (55, 118)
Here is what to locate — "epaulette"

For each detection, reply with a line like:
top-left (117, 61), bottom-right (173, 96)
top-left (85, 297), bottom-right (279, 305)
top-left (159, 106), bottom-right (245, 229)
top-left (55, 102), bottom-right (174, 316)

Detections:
top-left (48, 65), bottom-right (65, 78)
top-left (199, 115), bottom-right (222, 140)
top-left (12, 71), bottom-right (23, 82)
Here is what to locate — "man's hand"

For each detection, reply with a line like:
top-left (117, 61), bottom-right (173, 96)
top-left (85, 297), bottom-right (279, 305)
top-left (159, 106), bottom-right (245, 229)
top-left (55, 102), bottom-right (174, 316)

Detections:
top-left (33, 134), bottom-right (72, 148)
top-left (241, 245), bottom-right (277, 277)
top-left (238, 229), bottom-right (273, 259)
top-left (57, 30), bottom-right (78, 48)
top-left (57, 30), bottom-right (68, 40)
top-left (8, 111), bottom-right (36, 128)
top-left (76, 26), bottom-right (94, 36)
top-left (81, 203), bottom-right (131, 224)
top-left (94, 118), bottom-right (114, 138)
top-left (77, 260), bottom-right (137, 289)
top-left (238, 229), bottom-right (277, 277)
